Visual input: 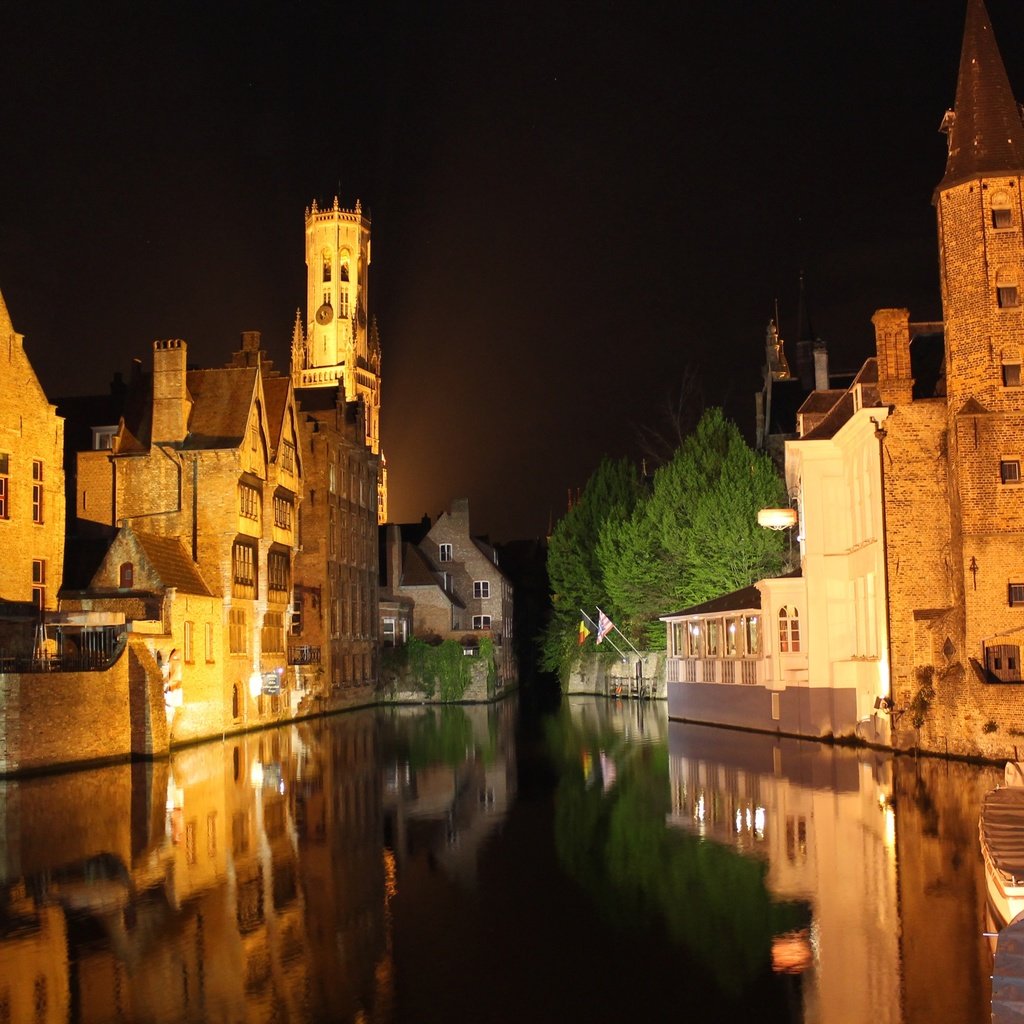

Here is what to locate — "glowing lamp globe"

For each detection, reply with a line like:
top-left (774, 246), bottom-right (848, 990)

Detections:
top-left (757, 508), bottom-right (798, 531)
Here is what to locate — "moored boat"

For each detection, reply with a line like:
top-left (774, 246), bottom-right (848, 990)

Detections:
top-left (980, 762), bottom-right (1024, 930)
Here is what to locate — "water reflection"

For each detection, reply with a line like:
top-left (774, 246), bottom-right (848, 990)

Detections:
top-left (0, 701), bottom-right (515, 1024)
top-left (0, 695), bottom-right (1005, 1023)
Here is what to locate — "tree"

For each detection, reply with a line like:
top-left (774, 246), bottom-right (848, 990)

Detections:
top-left (540, 457), bottom-right (642, 674)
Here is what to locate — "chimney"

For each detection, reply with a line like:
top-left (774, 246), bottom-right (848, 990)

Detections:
top-left (872, 308), bottom-right (914, 406)
top-left (386, 523), bottom-right (402, 591)
top-left (813, 341), bottom-right (830, 391)
top-left (152, 339), bottom-right (190, 443)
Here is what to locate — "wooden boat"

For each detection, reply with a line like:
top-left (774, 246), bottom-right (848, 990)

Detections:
top-left (980, 762), bottom-right (1024, 930)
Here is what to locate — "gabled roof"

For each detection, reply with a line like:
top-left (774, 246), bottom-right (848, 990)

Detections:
top-left (132, 531), bottom-right (214, 595)
top-left (939, 0), bottom-right (1024, 190)
top-left (262, 375), bottom-right (291, 454)
top-left (798, 359), bottom-right (883, 441)
top-left (182, 367), bottom-right (257, 449)
top-left (399, 544), bottom-right (465, 607)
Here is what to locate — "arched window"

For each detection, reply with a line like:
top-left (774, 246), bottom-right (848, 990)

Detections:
top-left (119, 562), bottom-right (134, 589)
top-left (997, 266), bottom-right (1020, 308)
top-left (779, 607), bottom-right (801, 653)
top-left (992, 190), bottom-right (1013, 229)
top-left (321, 250), bottom-right (332, 282)
top-left (232, 684), bottom-right (240, 719)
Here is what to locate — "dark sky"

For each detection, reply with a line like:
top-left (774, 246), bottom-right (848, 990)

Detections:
top-left (3, 1), bottom-right (1023, 541)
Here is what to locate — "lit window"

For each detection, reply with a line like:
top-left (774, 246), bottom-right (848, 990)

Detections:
top-left (473, 615), bottom-right (491, 630)
top-left (474, 580), bottom-right (490, 599)
top-left (32, 461), bottom-right (43, 524)
top-left (229, 608), bottom-right (247, 654)
top-left (744, 615), bottom-right (761, 656)
top-left (268, 551), bottom-right (289, 595)
top-left (1002, 460), bottom-right (1021, 484)
top-left (119, 562), bottom-right (134, 588)
top-left (439, 543), bottom-right (452, 563)
top-left (1011, 584), bottom-right (1024, 607)
top-left (1004, 363), bottom-right (1022, 387)
top-left (274, 495), bottom-right (293, 530)
top-left (32, 559), bottom-right (45, 609)
top-left (706, 618), bottom-right (721, 657)
top-left (232, 541), bottom-right (257, 598)
top-left (687, 622), bottom-right (703, 658)
top-left (239, 483), bottom-right (259, 521)
top-left (779, 607), bottom-right (801, 653)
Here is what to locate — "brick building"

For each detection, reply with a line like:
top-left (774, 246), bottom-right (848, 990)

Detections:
top-left (73, 332), bottom-right (303, 738)
top-left (0, 288), bottom-right (65, 622)
top-left (381, 499), bottom-right (516, 685)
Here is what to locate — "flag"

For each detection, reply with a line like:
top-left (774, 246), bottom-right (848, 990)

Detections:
top-left (596, 610), bottom-right (614, 644)
top-left (578, 618), bottom-right (591, 645)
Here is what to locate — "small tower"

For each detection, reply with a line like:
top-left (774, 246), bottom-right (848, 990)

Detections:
top-left (935, 0), bottom-right (1024, 414)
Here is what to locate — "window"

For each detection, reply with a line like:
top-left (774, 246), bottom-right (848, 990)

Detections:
top-left (725, 616), bottom-right (739, 657)
top-left (439, 543), bottom-right (452, 563)
top-left (339, 283), bottom-right (350, 319)
top-left (473, 615), bottom-right (491, 630)
top-left (322, 251), bottom-right (331, 282)
top-left (262, 612), bottom-right (285, 653)
top-left (184, 621), bottom-right (194, 663)
top-left (1004, 363), bottom-right (1022, 387)
top-left (0, 453), bottom-right (7, 518)
top-left (744, 614), bottom-right (761, 656)
top-left (474, 580), bottom-right (490, 599)
top-left (229, 608), bottom-right (247, 654)
top-left (32, 559), bottom-right (44, 609)
top-left (232, 541), bottom-right (257, 598)
top-left (290, 596), bottom-right (303, 635)
top-left (687, 622), bottom-right (703, 658)
top-left (92, 426), bottom-right (117, 450)
top-left (383, 617), bottom-right (396, 647)
top-left (32, 461), bottom-right (43, 524)
top-left (281, 440), bottom-right (295, 474)
top-left (119, 562), bottom-right (134, 589)
top-left (274, 495), bottom-right (293, 530)
top-left (987, 643), bottom-right (1022, 682)
top-left (205, 622), bottom-right (214, 662)
top-left (779, 606), bottom-right (801, 653)
top-left (704, 618), bottom-right (721, 656)
top-left (1011, 584), bottom-right (1024, 607)
top-left (999, 286), bottom-right (1020, 308)
top-left (1002, 460), bottom-right (1021, 484)
top-left (269, 551), bottom-right (289, 595)
top-left (993, 192), bottom-right (1013, 228)
top-left (239, 483), bottom-right (260, 520)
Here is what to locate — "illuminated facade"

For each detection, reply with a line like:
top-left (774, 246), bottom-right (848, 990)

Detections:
top-left (73, 332), bottom-right (303, 738)
top-left (0, 287), bottom-right (65, 616)
top-left (291, 197), bottom-right (386, 522)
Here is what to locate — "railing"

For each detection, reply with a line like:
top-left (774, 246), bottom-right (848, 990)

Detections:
top-left (668, 656), bottom-right (763, 686)
top-left (0, 631), bottom-right (127, 674)
top-left (288, 645), bottom-right (321, 665)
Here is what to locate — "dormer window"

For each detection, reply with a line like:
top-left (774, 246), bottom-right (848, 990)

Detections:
top-left (119, 562), bottom-right (134, 589)
top-left (439, 543), bottom-right (452, 563)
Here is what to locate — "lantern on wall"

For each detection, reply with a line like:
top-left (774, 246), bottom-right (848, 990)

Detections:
top-left (757, 507), bottom-right (798, 531)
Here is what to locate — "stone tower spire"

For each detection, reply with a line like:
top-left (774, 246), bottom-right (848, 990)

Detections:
top-left (939, 0), bottom-right (1024, 190)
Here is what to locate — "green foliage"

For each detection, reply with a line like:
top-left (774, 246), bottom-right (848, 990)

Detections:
top-left (404, 637), bottom-right (473, 702)
top-left (909, 665), bottom-right (935, 729)
top-left (541, 457), bottom-right (642, 676)
top-left (547, 408), bottom-right (787, 656)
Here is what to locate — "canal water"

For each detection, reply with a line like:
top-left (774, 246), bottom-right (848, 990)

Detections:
top-left (0, 691), bottom-right (1004, 1023)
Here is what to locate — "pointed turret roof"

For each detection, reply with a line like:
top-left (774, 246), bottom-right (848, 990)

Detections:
top-left (939, 0), bottom-right (1024, 190)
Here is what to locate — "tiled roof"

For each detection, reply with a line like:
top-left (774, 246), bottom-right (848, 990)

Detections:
top-left (263, 376), bottom-right (291, 451)
top-left (133, 530), bottom-right (214, 596)
top-left (940, 0), bottom-right (1024, 190)
top-left (182, 367), bottom-right (256, 449)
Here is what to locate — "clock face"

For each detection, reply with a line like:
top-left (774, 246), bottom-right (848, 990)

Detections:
top-left (315, 303), bottom-right (334, 325)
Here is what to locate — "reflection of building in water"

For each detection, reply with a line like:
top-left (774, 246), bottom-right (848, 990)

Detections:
top-left (0, 712), bottom-right (393, 1023)
top-left (383, 701), bottom-right (517, 888)
top-left (566, 694), bottom-right (669, 747)
top-left (290, 710), bottom-right (391, 1021)
top-left (666, 724), bottom-right (900, 1023)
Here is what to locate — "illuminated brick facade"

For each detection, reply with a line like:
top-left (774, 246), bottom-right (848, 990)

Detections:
top-left (0, 288), bottom-right (65, 615)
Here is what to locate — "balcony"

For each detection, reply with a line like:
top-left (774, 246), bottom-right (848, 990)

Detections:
top-left (288, 644), bottom-right (321, 665)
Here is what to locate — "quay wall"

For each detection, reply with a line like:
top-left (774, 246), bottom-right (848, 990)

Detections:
top-left (565, 652), bottom-right (665, 699)
top-left (0, 636), bottom-right (169, 776)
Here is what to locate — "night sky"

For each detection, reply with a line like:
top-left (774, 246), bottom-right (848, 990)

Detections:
top-left (3, 1), bottom-right (1023, 541)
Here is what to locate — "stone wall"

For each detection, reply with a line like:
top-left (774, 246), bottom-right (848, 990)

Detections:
top-left (0, 635), bottom-right (168, 775)
top-left (565, 652), bottom-right (665, 699)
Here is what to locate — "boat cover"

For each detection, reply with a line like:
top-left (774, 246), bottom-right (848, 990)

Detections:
top-left (982, 788), bottom-right (1024, 881)
top-left (993, 911), bottom-right (1024, 1024)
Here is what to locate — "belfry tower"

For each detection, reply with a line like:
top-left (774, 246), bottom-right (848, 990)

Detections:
top-left (291, 196), bottom-right (386, 520)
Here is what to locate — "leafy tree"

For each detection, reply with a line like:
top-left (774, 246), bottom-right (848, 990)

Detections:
top-left (540, 457), bottom-right (642, 674)
top-left (597, 409), bottom-right (787, 648)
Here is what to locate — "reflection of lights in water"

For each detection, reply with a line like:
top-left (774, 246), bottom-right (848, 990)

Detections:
top-left (383, 847), bottom-right (397, 900)
top-left (771, 929), bottom-right (814, 974)
top-left (735, 809), bottom-right (743, 833)
top-left (696, 794), bottom-right (706, 824)
top-left (883, 804), bottom-right (896, 848)
top-left (250, 760), bottom-right (264, 787)
top-left (755, 806), bottom-right (766, 838)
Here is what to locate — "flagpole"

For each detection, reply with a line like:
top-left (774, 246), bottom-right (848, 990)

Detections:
top-left (591, 607), bottom-right (627, 662)
top-left (596, 606), bottom-right (642, 656)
